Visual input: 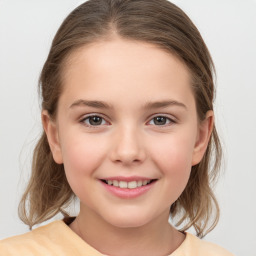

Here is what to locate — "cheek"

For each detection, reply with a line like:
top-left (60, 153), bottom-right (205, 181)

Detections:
top-left (150, 133), bottom-right (196, 188)
top-left (60, 134), bottom-right (107, 187)
top-left (153, 134), bottom-right (194, 165)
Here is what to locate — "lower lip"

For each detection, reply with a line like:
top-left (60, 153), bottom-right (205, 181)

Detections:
top-left (100, 181), bottom-right (156, 199)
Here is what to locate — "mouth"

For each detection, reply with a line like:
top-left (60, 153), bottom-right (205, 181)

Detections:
top-left (100, 179), bottom-right (157, 189)
top-left (100, 177), bottom-right (158, 199)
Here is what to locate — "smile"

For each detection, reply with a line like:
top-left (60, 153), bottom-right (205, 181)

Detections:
top-left (100, 178), bottom-right (157, 199)
top-left (101, 179), bottom-right (156, 189)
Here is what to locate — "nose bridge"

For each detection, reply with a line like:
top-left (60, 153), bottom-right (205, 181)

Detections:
top-left (110, 122), bottom-right (146, 165)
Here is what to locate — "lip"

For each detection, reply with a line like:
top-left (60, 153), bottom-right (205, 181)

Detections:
top-left (100, 176), bottom-right (153, 182)
top-left (99, 176), bottom-right (157, 199)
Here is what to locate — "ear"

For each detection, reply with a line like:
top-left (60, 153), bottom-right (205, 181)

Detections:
top-left (42, 110), bottom-right (63, 164)
top-left (192, 110), bottom-right (214, 166)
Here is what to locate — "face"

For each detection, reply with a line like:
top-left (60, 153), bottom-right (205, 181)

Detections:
top-left (43, 38), bottom-right (212, 228)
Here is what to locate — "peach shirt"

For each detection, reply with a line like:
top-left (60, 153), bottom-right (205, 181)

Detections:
top-left (0, 220), bottom-right (234, 256)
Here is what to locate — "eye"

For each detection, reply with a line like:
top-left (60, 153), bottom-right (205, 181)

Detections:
top-left (148, 116), bottom-right (174, 126)
top-left (81, 115), bottom-right (108, 126)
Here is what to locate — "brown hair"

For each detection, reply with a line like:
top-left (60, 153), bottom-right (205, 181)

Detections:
top-left (19, 0), bottom-right (222, 238)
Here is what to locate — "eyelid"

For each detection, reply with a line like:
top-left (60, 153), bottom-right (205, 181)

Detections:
top-left (146, 114), bottom-right (177, 126)
top-left (78, 113), bottom-right (177, 128)
top-left (79, 113), bottom-right (110, 127)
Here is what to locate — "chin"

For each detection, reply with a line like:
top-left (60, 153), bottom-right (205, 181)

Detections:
top-left (102, 210), bottom-right (155, 229)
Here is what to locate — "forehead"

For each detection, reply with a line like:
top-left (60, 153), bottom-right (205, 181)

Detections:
top-left (60, 38), bottom-right (195, 109)
top-left (63, 38), bottom-right (191, 80)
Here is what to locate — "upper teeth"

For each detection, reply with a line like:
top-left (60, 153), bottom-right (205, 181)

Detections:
top-left (106, 180), bottom-right (151, 189)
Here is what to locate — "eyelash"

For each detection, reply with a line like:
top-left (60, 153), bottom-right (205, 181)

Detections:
top-left (147, 115), bottom-right (176, 126)
top-left (80, 114), bottom-right (109, 127)
top-left (80, 114), bottom-right (176, 128)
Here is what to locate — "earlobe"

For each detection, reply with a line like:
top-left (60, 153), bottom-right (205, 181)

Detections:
top-left (42, 110), bottom-right (63, 164)
top-left (192, 111), bottom-right (214, 166)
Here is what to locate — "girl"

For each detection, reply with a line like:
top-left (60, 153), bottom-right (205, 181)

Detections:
top-left (0, 0), bottom-right (234, 255)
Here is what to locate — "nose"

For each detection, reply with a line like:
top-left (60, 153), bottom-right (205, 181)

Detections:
top-left (109, 125), bottom-right (146, 166)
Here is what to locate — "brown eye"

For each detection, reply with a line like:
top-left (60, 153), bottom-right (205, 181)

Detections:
top-left (148, 116), bottom-right (174, 126)
top-left (82, 115), bottom-right (107, 126)
top-left (153, 116), bottom-right (168, 125)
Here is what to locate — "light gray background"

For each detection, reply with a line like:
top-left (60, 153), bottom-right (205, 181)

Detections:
top-left (0, 1), bottom-right (256, 255)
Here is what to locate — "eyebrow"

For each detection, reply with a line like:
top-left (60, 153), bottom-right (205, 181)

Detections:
top-left (69, 99), bottom-right (187, 110)
top-left (69, 99), bottom-right (113, 109)
top-left (143, 100), bottom-right (187, 110)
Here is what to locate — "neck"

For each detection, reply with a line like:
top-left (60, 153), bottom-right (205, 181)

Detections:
top-left (69, 205), bottom-right (185, 256)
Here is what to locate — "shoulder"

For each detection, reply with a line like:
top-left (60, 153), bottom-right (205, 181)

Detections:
top-left (172, 232), bottom-right (235, 256)
top-left (0, 219), bottom-right (104, 256)
top-left (0, 220), bottom-right (67, 256)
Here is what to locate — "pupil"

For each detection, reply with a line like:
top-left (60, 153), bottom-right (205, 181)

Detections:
top-left (154, 116), bottom-right (166, 125)
top-left (89, 116), bottom-right (102, 125)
